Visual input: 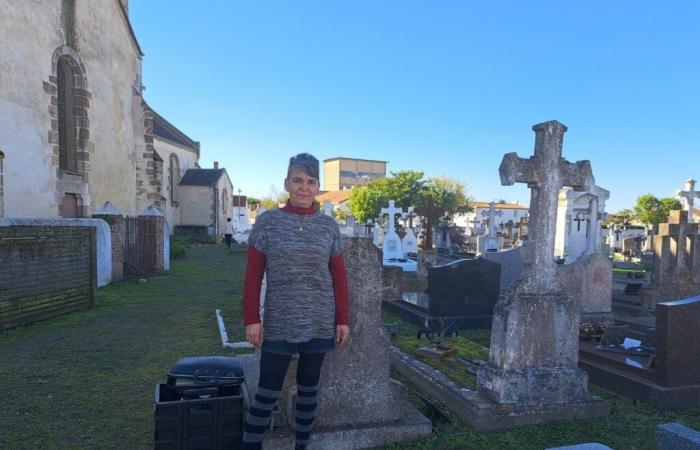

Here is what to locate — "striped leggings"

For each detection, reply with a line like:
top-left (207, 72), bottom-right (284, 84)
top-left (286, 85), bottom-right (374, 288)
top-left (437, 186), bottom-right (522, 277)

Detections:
top-left (241, 351), bottom-right (326, 450)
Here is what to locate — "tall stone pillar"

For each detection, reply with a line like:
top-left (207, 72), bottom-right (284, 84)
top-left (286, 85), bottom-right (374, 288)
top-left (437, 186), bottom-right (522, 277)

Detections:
top-left (93, 201), bottom-right (124, 282)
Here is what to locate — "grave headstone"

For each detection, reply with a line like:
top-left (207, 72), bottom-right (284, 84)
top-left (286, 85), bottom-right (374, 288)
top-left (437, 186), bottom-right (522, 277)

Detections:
top-left (477, 120), bottom-right (605, 419)
top-left (380, 200), bottom-right (404, 261)
top-left (640, 210), bottom-right (700, 310)
top-left (415, 198), bottom-right (444, 250)
top-left (480, 201), bottom-right (502, 253)
top-left (426, 258), bottom-right (501, 317)
top-left (675, 179), bottom-right (700, 224)
top-left (554, 182), bottom-right (610, 263)
top-left (579, 295), bottom-right (700, 410)
top-left (244, 238), bottom-right (432, 448)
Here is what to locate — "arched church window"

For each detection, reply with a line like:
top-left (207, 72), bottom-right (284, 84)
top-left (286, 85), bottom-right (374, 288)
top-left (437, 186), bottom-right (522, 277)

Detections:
top-left (0, 151), bottom-right (4, 218)
top-left (169, 154), bottom-right (180, 203)
top-left (57, 57), bottom-right (77, 173)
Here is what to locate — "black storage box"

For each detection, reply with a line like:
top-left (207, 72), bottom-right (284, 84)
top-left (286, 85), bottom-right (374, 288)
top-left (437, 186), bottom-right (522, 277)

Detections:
top-left (155, 356), bottom-right (245, 450)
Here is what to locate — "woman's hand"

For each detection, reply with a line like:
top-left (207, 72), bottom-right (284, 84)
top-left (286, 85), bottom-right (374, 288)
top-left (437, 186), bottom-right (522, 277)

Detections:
top-left (336, 325), bottom-right (350, 346)
top-left (246, 323), bottom-right (264, 348)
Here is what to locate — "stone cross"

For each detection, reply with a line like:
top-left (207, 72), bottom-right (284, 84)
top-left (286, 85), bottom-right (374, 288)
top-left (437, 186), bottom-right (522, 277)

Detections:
top-left (481, 201), bottom-right (503, 239)
top-left (573, 211), bottom-right (587, 232)
top-left (499, 120), bottom-right (592, 293)
top-left (657, 210), bottom-right (697, 283)
top-left (675, 179), bottom-right (700, 224)
top-left (415, 198), bottom-right (444, 250)
top-left (364, 219), bottom-right (374, 238)
top-left (405, 206), bottom-right (416, 229)
top-left (380, 200), bottom-right (403, 235)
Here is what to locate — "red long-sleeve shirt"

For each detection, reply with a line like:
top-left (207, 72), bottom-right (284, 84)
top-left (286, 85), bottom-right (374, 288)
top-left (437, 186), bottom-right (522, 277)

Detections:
top-left (243, 202), bottom-right (350, 329)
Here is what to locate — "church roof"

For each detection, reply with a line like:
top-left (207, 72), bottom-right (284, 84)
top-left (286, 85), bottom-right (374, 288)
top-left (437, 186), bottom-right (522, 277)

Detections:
top-left (179, 169), bottom-right (226, 187)
top-left (152, 109), bottom-right (200, 155)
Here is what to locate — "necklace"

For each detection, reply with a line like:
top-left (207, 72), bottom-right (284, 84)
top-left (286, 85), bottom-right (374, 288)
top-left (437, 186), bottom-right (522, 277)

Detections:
top-left (293, 211), bottom-right (308, 232)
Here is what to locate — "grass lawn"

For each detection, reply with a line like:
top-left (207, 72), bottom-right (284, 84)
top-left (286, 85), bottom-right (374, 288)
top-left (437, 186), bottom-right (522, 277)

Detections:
top-left (2, 243), bottom-right (699, 449)
top-left (0, 243), bottom-right (247, 449)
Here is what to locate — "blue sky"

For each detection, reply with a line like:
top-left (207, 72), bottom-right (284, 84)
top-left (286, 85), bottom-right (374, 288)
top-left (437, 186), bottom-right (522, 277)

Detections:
top-left (130, 1), bottom-right (700, 212)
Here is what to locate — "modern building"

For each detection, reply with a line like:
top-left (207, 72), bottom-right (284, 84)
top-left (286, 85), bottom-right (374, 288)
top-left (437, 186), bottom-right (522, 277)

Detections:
top-left (323, 157), bottom-right (387, 191)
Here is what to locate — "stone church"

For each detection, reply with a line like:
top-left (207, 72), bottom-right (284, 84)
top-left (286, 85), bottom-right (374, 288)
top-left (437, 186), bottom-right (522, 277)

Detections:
top-left (0, 0), bottom-right (233, 234)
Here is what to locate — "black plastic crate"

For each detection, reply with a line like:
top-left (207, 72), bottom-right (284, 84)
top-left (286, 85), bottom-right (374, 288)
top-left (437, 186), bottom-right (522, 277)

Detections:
top-left (154, 383), bottom-right (243, 450)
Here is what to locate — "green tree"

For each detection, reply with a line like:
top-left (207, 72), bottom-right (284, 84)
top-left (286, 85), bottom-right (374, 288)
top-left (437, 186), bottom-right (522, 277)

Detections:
top-left (633, 194), bottom-right (682, 226)
top-left (246, 197), bottom-right (260, 205)
top-left (348, 171), bottom-right (472, 223)
top-left (348, 185), bottom-right (388, 223)
top-left (604, 208), bottom-right (635, 227)
top-left (424, 176), bottom-right (472, 216)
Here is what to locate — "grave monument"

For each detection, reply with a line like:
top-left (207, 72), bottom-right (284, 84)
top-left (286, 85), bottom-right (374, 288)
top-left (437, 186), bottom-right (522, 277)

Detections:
top-left (675, 179), bottom-right (700, 223)
top-left (640, 210), bottom-right (700, 310)
top-left (475, 120), bottom-right (608, 426)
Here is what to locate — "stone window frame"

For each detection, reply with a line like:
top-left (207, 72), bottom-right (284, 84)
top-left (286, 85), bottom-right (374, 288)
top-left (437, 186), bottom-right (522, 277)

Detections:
top-left (45, 46), bottom-right (91, 180)
top-left (169, 153), bottom-right (180, 205)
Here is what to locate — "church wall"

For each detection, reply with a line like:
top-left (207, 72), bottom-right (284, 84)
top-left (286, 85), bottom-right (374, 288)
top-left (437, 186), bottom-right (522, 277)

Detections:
top-left (0, 3), bottom-right (63, 217)
top-left (74, 1), bottom-right (142, 215)
top-left (215, 172), bottom-right (234, 236)
top-left (155, 137), bottom-right (199, 232)
top-left (179, 186), bottom-right (214, 228)
top-left (0, 1), bottom-right (144, 218)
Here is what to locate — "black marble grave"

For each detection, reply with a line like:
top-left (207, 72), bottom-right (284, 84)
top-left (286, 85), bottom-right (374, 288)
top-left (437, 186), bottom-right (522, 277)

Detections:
top-left (579, 295), bottom-right (700, 410)
top-left (383, 257), bottom-right (501, 330)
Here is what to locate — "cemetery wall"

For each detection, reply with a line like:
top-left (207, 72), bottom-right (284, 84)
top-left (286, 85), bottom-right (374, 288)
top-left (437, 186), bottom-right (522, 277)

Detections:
top-left (0, 1), bottom-right (146, 217)
top-left (0, 226), bottom-right (96, 331)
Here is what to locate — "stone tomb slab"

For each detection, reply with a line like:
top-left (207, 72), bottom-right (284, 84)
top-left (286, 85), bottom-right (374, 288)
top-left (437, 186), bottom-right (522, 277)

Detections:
top-left (390, 345), bottom-right (609, 433)
top-left (579, 295), bottom-right (700, 410)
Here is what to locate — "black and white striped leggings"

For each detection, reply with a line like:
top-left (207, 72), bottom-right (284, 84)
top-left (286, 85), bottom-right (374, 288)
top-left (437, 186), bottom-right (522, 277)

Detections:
top-left (241, 351), bottom-right (326, 450)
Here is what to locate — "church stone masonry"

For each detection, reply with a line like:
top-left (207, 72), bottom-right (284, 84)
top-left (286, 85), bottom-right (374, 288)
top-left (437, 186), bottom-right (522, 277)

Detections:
top-left (0, 0), bottom-right (203, 223)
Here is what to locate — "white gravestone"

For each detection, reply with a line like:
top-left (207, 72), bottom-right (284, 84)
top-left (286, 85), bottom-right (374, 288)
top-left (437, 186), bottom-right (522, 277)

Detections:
top-left (372, 222), bottom-right (383, 247)
top-left (481, 201), bottom-right (503, 253)
top-left (555, 182), bottom-right (610, 263)
top-left (380, 200), bottom-right (404, 261)
top-left (676, 179), bottom-right (700, 224)
top-left (323, 200), bottom-right (334, 217)
top-left (401, 207), bottom-right (418, 255)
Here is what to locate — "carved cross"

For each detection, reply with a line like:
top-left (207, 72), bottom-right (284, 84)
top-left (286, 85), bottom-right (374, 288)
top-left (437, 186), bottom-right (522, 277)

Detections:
top-left (415, 198), bottom-right (444, 250)
top-left (481, 201), bottom-right (503, 238)
top-left (675, 179), bottom-right (700, 224)
top-left (380, 200), bottom-right (403, 235)
top-left (499, 120), bottom-right (592, 292)
top-left (405, 206), bottom-right (416, 229)
top-left (573, 212), bottom-right (586, 232)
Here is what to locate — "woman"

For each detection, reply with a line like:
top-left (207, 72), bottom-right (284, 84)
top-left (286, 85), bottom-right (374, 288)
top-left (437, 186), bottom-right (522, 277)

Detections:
top-left (241, 153), bottom-right (350, 450)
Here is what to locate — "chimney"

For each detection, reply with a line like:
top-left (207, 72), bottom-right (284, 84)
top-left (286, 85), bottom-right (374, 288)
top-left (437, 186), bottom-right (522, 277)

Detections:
top-left (214, 161), bottom-right (219, 169)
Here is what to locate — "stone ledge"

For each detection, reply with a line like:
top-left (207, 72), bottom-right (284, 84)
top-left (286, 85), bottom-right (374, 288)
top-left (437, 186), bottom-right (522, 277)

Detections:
top-left (390, 345), bottom-right (609, 432)
top-left (260, 407), bottom-right (432, 450)
top-left (656, 422), bottom-right (700, 450)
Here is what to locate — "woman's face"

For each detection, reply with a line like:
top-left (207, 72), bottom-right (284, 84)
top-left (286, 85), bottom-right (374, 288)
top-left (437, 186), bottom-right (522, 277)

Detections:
top-left (285, 169), bottom-right (320, 208)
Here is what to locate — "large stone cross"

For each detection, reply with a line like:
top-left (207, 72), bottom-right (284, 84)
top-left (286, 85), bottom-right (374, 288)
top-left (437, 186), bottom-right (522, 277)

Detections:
top-left (676, 179), bottom-right (700, 224)
top-left (481, 201), bottom-right (503, 238)
top-left (499, 120), bottom-right (592, 293)
top-left (380, 200), bottom-right (403, 235)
